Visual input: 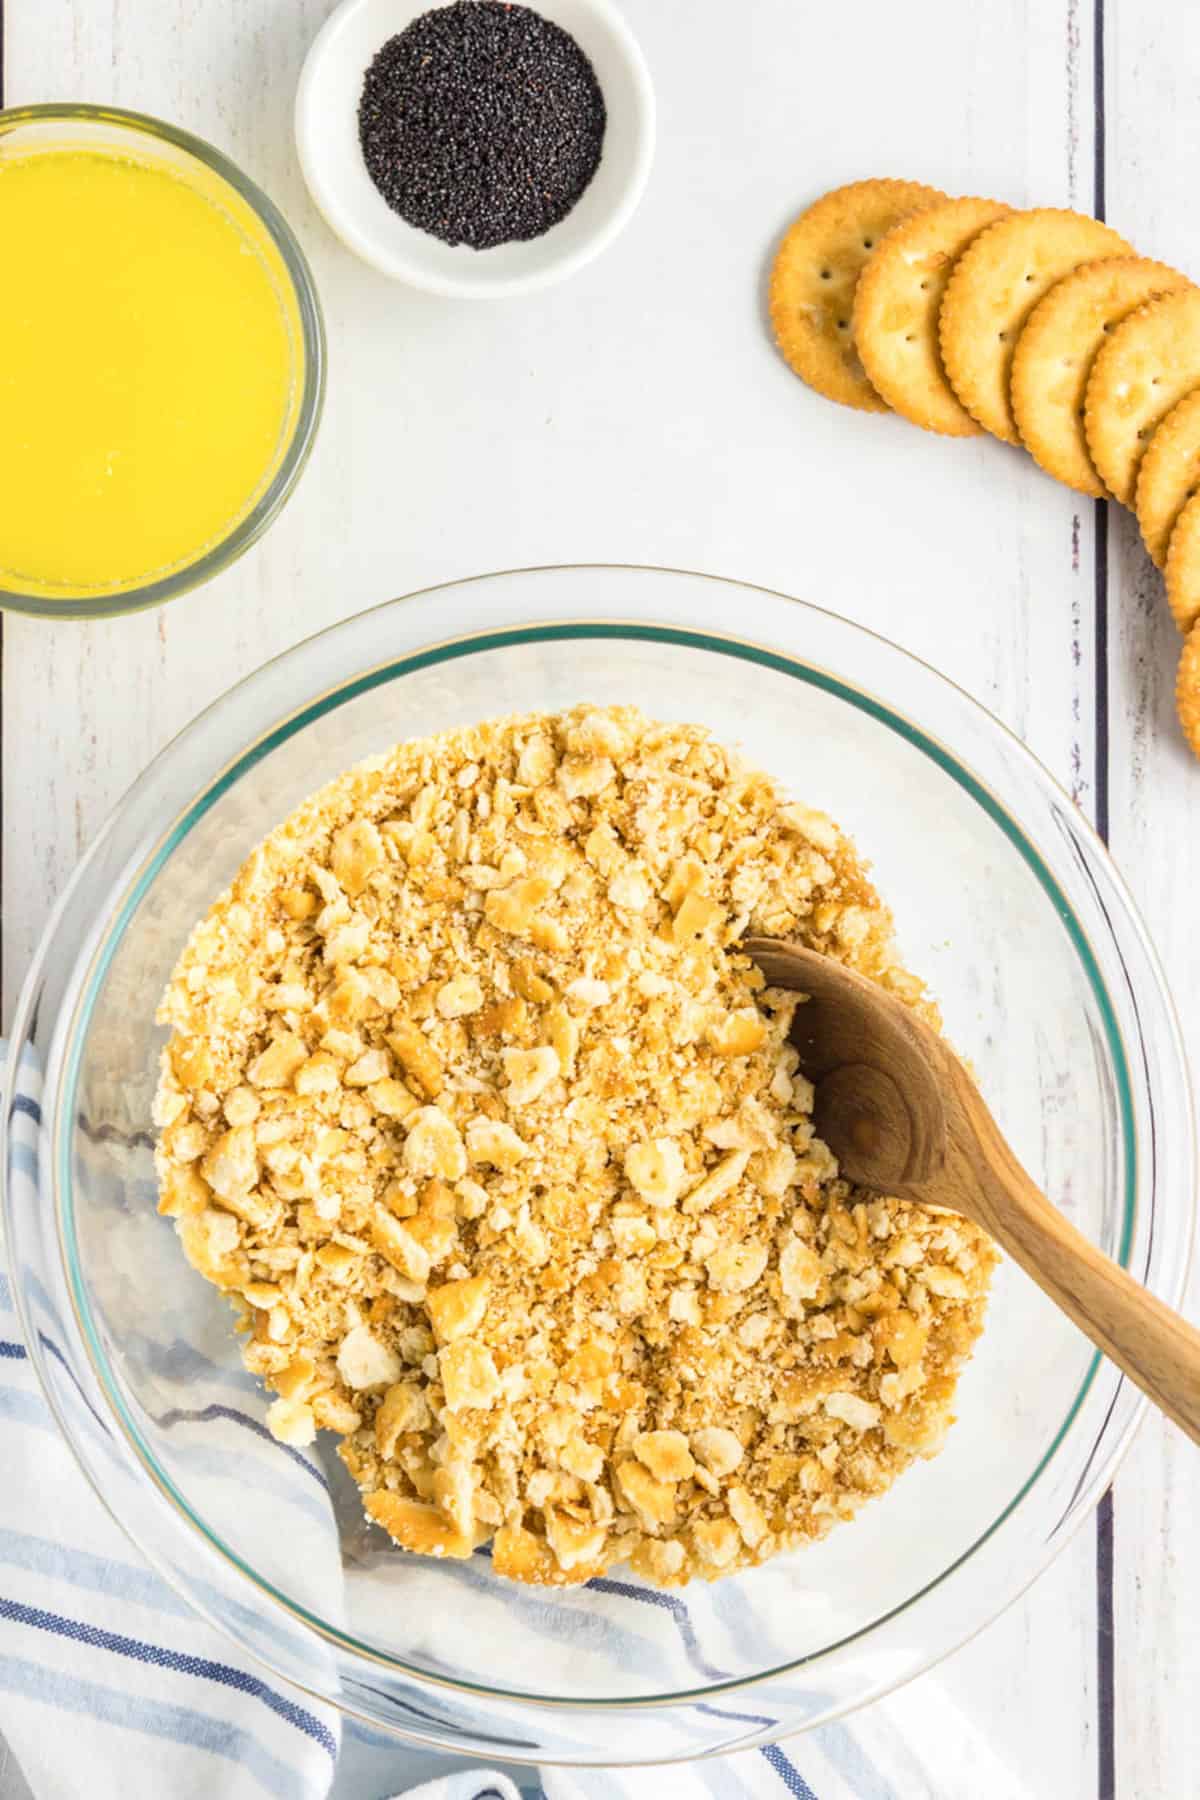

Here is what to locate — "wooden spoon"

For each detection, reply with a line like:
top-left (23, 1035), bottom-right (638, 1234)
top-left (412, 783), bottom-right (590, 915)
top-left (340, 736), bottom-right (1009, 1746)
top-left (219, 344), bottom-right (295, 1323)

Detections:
top-left (744, 935), bottom-right (1200, 1444)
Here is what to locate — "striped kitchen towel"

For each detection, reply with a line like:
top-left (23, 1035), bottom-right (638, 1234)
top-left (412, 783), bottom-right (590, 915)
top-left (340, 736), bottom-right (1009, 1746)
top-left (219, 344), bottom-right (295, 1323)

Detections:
top-left (0, 1049), bottom-right (1021, 1800)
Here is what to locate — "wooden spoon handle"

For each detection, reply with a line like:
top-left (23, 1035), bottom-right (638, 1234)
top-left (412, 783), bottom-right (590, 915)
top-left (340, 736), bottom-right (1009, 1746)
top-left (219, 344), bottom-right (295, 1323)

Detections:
top-left (935, 1048), bottom-right (1200, 1445)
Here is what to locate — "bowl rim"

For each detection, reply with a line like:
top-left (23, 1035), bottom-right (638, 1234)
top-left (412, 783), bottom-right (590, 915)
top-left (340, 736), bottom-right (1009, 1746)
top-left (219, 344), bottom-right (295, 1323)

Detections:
top-left (294, 0), bottom-right (657, 297)
top-left (22, 572), bottom-right (1191, 1719)
top-left (0, 101), bottom-right (326, 620)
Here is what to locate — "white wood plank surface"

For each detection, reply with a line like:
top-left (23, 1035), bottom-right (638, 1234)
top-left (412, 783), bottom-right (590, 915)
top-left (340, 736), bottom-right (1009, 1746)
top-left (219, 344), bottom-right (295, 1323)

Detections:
top-left (3, 2), bottom-right (1193, 1795)
top-left (1102, 9), bottom-right (1200, 1798)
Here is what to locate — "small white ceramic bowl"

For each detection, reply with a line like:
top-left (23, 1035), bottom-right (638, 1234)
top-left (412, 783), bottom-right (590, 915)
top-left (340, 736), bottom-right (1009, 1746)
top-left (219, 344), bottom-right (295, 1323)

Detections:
top-left (295, 0), bottom-right (654, 297)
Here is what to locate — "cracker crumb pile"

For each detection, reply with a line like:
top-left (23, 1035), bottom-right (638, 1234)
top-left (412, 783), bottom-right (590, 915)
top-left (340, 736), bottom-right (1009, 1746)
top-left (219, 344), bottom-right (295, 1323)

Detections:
top-left (154, 707), bottom-right (996, 1588)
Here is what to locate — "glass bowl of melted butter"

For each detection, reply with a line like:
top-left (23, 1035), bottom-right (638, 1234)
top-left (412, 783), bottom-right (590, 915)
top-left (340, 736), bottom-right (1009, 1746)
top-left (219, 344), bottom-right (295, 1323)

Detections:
top-left (0, 104), bottom-right (325, 618)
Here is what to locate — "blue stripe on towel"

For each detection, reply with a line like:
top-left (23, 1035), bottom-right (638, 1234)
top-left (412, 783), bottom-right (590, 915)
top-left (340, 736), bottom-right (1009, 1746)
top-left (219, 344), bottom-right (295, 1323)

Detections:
top-left (0, 1654), bottom-right (309, 1800)
top-left (799, 1718), bottom-right (897, 1800)
top-left (10, 1092), bottom-right (41, 1125)
top-left (3, 1340), bottom-right (131, 1482)
top-left (706, 1585), bottom-right (899, 1798)
top-left (0, 1527), bottom-right (339, 1670)
top-left (760, 1743), bottom-right (819, 1799)
top-left (463, 1546), bottom-right (670, 1675)
top-left (36, 1331), bottom-right (114, 1439)
top-left (8, 1141), bottom-right (38, 1184)
top-left (0, 1529), bottom-right (198, 1620)
top-left (0, 1595), bottom-right (336, 1760)
top-left (696, 1698), bottom-right (776, 1731)
top-left (702, 1695), bottom-right (893, 1799)
top-left (584, 1574), bottom-right (729, 1682)
top-left (697, 1697), bottom-right (822, 1795)
top-left (352, 1676), bottom-right (540, 1753)
top-left (600, 1597), bottom-right (827, 1799)
top-left (0, 1389), bottom-right (59, 1436)
top-left (155, 1402), bottom-right (328, 1492)
top-left (144, 1438), bottom-right (331, 1529)
top-left (19, 1324), bottom-right (326, 1523)
top-left (0, 1340), bottom-right (27, 1360)
top-left (123, 1328), bottom-right (263, 1396)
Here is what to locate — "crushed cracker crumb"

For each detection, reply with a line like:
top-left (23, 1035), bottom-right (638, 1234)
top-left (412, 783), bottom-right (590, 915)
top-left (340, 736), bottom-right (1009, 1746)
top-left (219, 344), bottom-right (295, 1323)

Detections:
top-left (154, 707), bottom-right (995, 1586)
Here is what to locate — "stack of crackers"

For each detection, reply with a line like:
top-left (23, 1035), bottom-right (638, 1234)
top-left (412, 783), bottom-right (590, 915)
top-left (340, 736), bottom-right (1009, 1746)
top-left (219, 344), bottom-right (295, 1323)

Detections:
top-left (769, 179), bottom-right (1200, 763)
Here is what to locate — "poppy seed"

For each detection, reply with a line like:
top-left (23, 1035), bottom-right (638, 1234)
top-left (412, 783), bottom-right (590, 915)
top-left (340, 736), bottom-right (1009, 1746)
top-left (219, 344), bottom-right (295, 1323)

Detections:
top-left (358, 1), bottom-right (607, 251)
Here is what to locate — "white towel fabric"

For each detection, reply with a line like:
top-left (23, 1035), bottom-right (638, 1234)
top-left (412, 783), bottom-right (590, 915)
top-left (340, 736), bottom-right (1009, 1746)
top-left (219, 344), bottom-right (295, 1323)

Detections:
top-left (0, 1049), bottom-right (1025, 1800)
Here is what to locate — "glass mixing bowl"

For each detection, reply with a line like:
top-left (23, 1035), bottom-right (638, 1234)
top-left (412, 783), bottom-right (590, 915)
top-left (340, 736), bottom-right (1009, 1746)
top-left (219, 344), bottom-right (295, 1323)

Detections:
top-left (0, 104), bottom-right (325, 619)
top-left (4, 566), bottom-right (1193, 1764)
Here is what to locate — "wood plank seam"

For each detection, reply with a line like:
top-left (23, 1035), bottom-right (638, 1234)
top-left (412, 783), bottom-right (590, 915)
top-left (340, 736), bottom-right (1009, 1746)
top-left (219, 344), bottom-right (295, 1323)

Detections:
top-left (1091, 0), bottom-right (1118, 1794)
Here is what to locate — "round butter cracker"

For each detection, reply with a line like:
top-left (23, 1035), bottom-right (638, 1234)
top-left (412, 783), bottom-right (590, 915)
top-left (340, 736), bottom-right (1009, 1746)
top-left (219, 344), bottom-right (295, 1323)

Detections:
top-left (1085, 289), bottom-right (1200, 505)
top-left (769, 178), bottom-right (946, 412)
top-left (1136, 388), bottom-right (1200, 568)
top-left (1010, 257), bottom-right (1189, 496)
top-left (1176, 618), bottom-right (1200, 762)
top-left (939, 208), bottom-right (1132, 443)
top-left (1164, 490), bottom-right (1200, 635)
top-left (852, 195), bottom-right (1011, 436)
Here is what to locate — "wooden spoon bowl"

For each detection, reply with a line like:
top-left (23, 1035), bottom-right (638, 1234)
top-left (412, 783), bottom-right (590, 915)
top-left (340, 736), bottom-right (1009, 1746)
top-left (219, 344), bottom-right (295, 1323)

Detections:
top-left (744, 936), bottom-right (1200, 1444)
